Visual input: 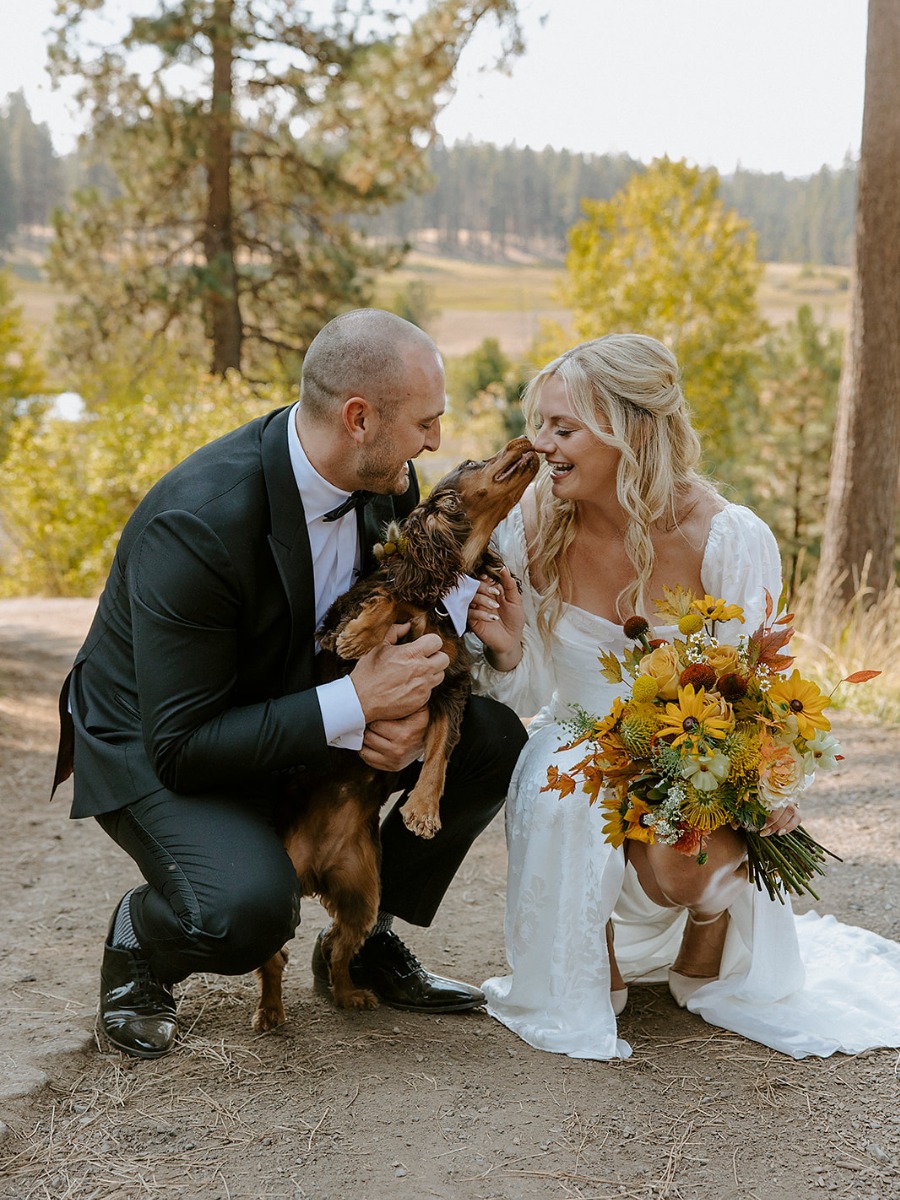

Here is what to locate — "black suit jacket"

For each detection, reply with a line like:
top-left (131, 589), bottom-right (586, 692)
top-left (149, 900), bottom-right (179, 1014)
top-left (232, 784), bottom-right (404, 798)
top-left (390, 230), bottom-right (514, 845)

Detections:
top-left (53, 405), bottom-right (419, 817)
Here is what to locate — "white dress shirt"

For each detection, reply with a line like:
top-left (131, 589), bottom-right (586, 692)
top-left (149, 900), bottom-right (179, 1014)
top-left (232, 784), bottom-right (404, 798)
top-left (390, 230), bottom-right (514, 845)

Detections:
top-left (286, 402), bottom-right (367, 750)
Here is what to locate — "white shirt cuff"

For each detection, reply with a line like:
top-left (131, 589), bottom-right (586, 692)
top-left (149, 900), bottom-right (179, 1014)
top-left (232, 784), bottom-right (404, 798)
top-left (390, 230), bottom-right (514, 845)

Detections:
top-left (317, 676), bottom-right (366, 750)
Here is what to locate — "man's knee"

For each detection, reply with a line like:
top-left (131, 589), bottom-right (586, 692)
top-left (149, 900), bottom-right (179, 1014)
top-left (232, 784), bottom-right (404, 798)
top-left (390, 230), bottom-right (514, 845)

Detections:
top-left (188, 863), bottom-right (302, 975)
top-left (456, 696), bottom-right (527, 786)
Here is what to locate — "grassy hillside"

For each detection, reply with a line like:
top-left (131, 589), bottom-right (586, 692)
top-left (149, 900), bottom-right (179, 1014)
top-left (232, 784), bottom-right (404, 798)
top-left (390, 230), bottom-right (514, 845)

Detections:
top-left (8, 253), bottom-right (851, 367)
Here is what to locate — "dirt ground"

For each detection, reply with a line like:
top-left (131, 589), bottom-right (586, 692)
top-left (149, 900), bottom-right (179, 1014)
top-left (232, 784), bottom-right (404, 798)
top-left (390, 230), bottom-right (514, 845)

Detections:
top-left (0, 597), bottom-right (898, 1200)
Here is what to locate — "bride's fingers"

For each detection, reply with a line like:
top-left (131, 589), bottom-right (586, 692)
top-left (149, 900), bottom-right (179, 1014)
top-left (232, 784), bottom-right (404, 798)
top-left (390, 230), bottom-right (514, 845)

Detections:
top-left (761, 803), bottom-right (800, 836)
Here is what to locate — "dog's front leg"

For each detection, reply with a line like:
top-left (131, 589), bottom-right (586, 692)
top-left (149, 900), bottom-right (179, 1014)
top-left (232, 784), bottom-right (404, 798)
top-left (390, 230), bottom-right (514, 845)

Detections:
top-left (399, 710), bottom-right (451, 839)
top-left (333, 597), bottom-right (402, 661)
top-left (252, 947), bottom-right (289, 1032)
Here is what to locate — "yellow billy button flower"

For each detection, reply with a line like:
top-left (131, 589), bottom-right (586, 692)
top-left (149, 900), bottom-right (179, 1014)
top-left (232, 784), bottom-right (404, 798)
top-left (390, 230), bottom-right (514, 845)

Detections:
top-left (631, 675), bottom-right (659, 703)
top-left (657, 684), bottom-right (734, 747)
top-left (766, 669), bottom-right (831, 739)
top-left (690, 595), bottom-right (745, 624)
top-left (678, 612), bottom-right (704, 636)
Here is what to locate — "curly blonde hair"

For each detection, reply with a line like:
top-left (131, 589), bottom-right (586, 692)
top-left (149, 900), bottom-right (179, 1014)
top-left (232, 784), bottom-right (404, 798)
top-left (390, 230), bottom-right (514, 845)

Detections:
top-left (522, 333), bottom-right (714, 638)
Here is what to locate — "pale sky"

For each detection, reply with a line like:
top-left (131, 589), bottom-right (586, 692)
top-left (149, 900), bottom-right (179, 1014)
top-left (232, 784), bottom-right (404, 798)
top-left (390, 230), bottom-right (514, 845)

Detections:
top-left (2, 0), bottom-right (868, 179)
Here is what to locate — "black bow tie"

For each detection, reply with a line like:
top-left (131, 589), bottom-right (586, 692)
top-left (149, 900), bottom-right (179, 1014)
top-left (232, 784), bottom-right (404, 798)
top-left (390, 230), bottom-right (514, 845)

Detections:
top-left (322, 490), bottom-right (376, 522)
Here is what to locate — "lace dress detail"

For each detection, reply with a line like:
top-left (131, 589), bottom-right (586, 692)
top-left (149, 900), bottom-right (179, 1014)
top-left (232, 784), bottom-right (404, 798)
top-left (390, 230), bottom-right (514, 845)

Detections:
top-left (471, 504), bottom-right (900, 1060)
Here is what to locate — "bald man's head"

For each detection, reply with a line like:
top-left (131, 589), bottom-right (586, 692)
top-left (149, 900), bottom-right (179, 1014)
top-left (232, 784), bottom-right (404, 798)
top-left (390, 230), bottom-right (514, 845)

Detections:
top-left (300, 309), bottom-right (442, 424)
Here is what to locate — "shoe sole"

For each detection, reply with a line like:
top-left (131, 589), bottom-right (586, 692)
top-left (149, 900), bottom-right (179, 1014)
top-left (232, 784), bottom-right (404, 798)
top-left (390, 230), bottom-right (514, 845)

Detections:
top-left (313, 974), bottom-right (484, 1013)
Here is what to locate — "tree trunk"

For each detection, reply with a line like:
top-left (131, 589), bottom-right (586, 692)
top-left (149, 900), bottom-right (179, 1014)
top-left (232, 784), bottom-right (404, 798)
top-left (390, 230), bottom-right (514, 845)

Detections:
top-left (204, 0), bottom-right (242, 375)
top-left (816, 0), bottom-right (900, 611)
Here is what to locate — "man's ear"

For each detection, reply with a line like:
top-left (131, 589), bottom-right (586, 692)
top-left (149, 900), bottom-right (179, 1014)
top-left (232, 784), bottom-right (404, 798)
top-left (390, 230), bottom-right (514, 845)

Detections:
top-left (341, 396), bottom-right (372, 443)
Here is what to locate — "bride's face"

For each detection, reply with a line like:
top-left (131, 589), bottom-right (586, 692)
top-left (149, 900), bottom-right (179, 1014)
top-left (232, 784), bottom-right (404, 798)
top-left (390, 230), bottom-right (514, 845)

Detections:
top-left (533, 376), bottom-right (620, 501)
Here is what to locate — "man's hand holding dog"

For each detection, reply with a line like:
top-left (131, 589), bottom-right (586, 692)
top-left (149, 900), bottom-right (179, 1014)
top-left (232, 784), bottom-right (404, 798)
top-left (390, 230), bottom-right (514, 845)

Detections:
top-left (350, 623), bottom-right (448, 770)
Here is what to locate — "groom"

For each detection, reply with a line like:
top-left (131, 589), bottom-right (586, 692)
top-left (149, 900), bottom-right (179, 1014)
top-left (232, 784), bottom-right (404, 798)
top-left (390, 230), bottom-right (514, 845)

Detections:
top-left (52, 308), bottom-right (526, 1059)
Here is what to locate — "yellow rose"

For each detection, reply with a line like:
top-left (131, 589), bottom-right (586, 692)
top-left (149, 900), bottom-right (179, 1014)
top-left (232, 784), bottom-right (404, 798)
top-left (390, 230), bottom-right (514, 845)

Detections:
top-left (638, 644), bottom-right (681, 700)
top-left (705, 643), bottom-right (741, 679)
top-left (704, 691), bottom-right (736, 734)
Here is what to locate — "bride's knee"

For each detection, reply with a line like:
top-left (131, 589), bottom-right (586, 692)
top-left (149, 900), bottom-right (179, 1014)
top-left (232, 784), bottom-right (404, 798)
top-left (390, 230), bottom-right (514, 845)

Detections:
top-left (637, 830), bottom-right (748, 911)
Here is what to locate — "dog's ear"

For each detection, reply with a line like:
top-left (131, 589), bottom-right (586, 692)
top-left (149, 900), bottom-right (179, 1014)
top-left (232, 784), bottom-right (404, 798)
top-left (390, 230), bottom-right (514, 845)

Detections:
top-left (398, 491), bottom-right (470, 585)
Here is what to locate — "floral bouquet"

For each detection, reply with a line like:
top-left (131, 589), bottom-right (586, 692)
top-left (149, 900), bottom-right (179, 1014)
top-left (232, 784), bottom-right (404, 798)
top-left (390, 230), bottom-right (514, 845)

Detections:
top-left (543, 588), bottom-right (878, 902)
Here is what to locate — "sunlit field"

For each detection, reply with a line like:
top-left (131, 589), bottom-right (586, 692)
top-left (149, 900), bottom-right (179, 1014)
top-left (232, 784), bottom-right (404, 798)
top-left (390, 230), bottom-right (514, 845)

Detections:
top-left (10, 252), bottom-right (851, 365)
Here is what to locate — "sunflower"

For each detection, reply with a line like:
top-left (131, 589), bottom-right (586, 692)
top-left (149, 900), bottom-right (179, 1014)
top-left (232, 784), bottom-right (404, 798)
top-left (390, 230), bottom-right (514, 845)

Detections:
top-left (679, 783), bottom-right (730, 831)
top-left (766, 669), bottom-right (831, 739)
top-left (657, 684), bottom-right (734, 747)
top-left (691, 595), bottom-right (745, 624)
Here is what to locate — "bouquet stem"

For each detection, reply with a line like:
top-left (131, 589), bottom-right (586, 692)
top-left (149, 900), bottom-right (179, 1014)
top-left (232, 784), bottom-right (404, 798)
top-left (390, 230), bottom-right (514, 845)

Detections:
top-left (743, 824), bottom-right (842, 903)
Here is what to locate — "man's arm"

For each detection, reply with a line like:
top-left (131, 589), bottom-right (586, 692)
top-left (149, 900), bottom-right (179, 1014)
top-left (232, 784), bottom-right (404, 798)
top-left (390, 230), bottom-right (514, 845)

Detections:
top-left (128, 509), bottom-right (331, 793)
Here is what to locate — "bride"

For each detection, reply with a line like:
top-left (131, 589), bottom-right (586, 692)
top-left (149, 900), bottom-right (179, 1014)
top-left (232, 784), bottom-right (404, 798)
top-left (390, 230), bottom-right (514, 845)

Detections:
top-left (466, 333), bottom-right (900, 1060)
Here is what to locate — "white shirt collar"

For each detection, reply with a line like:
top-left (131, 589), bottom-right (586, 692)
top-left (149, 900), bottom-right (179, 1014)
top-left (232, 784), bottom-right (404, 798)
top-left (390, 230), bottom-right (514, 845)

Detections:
top-left (286, 401), bottom-right (353, 522)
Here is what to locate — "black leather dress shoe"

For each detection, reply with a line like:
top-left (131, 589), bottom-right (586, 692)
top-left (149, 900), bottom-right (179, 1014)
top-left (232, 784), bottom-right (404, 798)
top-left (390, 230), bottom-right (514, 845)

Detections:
top-left (312, 930), bottom-right (485, 1013)
top-left (99, 940), bottom-right (178, 1059)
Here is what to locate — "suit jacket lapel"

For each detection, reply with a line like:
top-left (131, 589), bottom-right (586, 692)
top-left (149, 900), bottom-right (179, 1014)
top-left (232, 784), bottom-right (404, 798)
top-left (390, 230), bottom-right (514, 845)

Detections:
top-left (261, 407), bottom-right (316, 693)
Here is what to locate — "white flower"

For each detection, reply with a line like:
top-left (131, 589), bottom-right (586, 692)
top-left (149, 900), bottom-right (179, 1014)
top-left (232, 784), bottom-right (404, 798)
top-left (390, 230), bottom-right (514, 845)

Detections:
top-left (681, 750), bottom-right (730, 793)
top-left (802, 730), bottom-right (842, 774)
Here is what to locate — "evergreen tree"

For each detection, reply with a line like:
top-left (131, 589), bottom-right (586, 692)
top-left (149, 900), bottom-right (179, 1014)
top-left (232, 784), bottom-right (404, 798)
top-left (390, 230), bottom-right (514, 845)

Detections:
top-left (47, 1), bottom-right (522, 380)
top-left (557, 158), bottom-right (766, 471)
top-left (2, 91), bottom-right (64, 229)
top-left (817, 0), bottom-right (900, 610)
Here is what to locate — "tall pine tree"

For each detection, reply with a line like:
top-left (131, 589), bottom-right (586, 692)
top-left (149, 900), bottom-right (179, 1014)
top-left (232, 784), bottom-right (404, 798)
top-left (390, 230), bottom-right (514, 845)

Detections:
top-left (47, 1), bottom-right (522, 381)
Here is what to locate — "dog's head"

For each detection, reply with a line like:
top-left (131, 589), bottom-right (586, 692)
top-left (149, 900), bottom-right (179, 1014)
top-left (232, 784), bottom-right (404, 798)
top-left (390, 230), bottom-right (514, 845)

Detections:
top-left (396, 437), bottom-right (538, 586)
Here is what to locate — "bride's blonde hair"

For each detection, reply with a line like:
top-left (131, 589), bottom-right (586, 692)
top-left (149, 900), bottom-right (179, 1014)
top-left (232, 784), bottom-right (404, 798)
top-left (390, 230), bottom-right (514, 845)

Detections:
top-left (522, 333), bottom-right (713, 638)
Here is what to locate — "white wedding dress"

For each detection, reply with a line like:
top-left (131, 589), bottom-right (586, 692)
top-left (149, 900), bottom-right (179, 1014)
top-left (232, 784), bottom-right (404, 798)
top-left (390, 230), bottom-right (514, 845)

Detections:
top-left (471, 504), bottom-right (900, 1060)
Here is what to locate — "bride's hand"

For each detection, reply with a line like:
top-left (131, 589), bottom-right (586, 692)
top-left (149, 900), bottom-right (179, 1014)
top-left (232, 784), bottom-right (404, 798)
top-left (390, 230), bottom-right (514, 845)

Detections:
top-left (467, 566), bottom-right (525, 672)
top-left (760, 802), bottom-right (802, 837)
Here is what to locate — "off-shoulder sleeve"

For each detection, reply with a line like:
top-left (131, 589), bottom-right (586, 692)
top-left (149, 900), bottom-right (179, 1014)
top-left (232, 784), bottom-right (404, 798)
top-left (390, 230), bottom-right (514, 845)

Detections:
top-left (701, 504), bottom-right (783, 637)
top-left (466, 505), bottom-right (552, 719)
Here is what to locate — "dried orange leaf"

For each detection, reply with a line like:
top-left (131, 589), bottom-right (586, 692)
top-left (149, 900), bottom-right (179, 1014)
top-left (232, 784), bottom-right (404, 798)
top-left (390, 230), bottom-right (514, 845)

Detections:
top-left (843, 670), bottom-right (881, 684)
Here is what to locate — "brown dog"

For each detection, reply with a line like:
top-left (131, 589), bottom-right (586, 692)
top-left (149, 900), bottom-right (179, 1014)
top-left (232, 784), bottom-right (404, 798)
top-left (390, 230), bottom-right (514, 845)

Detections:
top-left (252, 436), bottom-right (537, 1029)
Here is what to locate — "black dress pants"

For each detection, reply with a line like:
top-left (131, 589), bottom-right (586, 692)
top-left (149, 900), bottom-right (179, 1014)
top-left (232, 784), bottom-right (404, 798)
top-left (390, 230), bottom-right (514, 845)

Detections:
top-left (96, 695), bottom-right (526, 984)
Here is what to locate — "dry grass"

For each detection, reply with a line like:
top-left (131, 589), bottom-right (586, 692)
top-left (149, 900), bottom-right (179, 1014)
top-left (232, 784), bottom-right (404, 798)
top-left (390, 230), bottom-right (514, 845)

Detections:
top-left (791, 576), bottom-right (900, 725)
top-left (8, 255), bottom-right (850, 362)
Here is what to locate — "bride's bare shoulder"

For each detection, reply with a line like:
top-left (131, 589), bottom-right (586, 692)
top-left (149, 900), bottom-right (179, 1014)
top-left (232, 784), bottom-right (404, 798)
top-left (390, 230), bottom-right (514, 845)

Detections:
top-left (673, 485), bottom-right (727, 549)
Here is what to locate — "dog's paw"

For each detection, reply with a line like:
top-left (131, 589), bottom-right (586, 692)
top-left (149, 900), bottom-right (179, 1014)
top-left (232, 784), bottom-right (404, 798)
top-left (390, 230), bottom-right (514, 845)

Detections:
top-left (335, 622), bottom-right (375, 661)
top-left (400, 800), bottom-right (442, 840)
top-left (251, 1003), bottom-right (286, 1033)
top-left (334, 986), bottom-right (380, 1010)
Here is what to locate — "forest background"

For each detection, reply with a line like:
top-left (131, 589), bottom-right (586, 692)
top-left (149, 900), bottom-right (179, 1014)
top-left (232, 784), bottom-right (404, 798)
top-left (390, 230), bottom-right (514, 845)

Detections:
top-left (0, 0), bottom-right (896, 725)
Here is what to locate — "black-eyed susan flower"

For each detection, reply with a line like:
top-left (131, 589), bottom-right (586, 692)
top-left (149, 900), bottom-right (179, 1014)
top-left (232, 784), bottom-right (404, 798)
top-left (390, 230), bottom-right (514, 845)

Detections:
top-left (766, 669), bottom-right (831, 739)
top-left (623, 798), bottom-right (656, 844)
top-left (657, 684), bottom-right (734, 747)
top-left (600, 797), bottom-right (630, 848)
top-left (691, 595), bottom-right (745, 624)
